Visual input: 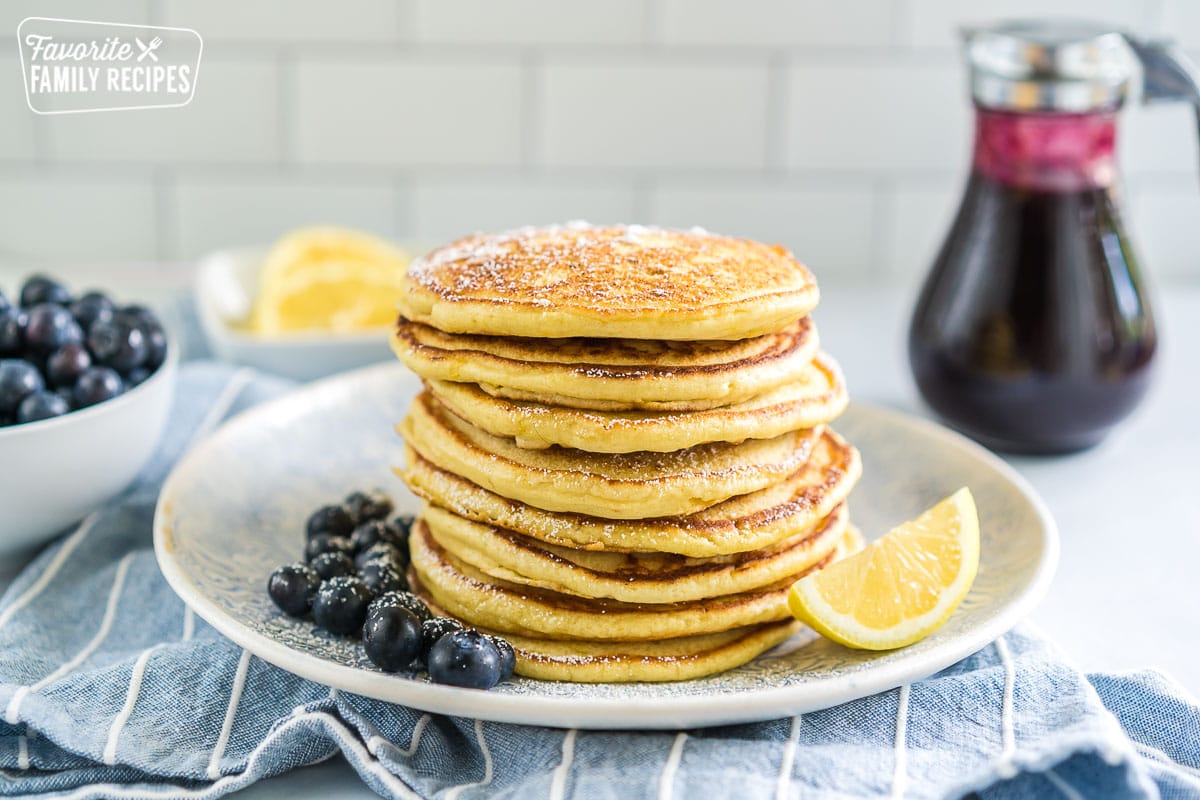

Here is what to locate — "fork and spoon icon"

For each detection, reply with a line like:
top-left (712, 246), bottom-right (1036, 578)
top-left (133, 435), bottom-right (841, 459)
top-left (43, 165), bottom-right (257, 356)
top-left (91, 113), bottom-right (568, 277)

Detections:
top-left (134, 36), bottom-right (163, 62)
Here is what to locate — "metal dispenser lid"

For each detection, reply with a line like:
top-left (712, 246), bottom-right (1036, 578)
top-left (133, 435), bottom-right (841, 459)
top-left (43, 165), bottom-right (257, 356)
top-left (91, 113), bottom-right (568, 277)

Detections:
top-left (964, 20), bottom-right (1138, 112)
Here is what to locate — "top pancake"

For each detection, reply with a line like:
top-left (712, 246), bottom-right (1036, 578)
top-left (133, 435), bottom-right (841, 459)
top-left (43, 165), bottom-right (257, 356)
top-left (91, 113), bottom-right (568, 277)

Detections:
top-left (399, 223), bottom-right (819, 341)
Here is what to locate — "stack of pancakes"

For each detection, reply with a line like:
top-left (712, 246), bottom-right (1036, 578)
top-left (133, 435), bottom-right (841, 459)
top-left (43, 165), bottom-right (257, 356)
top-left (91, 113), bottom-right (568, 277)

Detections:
top-left (391, 223), bottom-right (861, 683)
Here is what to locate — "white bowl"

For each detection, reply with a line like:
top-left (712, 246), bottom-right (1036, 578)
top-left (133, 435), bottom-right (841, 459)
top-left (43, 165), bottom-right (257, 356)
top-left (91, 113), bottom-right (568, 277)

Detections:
top-left (0, 344), bottom-right (178, 554)
top-left (195, 247), bottom-right (396, 382)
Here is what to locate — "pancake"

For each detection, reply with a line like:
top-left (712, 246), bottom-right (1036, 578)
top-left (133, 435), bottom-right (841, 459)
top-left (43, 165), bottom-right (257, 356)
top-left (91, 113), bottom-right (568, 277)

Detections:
top-left (425, 352), bottom-right (846, 453)
top-left (416, 580), bottom-right (802, 683)
top-left (397, 427), bottom-right (861, 556)
top-left (392, 317), bottom-right (818, 411)
top-left (502, 622), bottom-right (801, 683)
top-left (400, 392), bottom-right (822, 519)
top-left (421, 501), bottom-right (849, 603)
top-left (398, 223), bottom-right (819, 341)
top-left (410, 520), bottom-right (860, 641)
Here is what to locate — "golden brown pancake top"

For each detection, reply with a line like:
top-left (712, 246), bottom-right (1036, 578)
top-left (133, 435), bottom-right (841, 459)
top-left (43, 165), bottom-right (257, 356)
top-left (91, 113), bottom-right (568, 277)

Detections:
top-left (399, 223), bottom-right (819, 340)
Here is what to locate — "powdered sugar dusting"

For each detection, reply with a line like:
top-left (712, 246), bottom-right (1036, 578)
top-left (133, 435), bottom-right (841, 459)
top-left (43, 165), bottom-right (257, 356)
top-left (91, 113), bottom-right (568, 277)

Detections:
top-left (405, 222), bottom-right (809, 312)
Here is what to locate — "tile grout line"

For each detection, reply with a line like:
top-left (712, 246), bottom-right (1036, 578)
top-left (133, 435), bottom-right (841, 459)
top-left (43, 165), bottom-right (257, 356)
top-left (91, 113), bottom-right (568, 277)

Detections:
top-left (890, 0), bottom-right (914, 48)
top-left (765, 51), bottom-right (789, 172)
top-left (643, 0), bottom-right (665, 43)
top-left (154, 167), bottom-right (176, 264)
top-left (870, 174), bottom-right (896, 281)
top-left (520, 49), bottom-right (543, 172)
top-left (277, 46), bottom-right (296, 170)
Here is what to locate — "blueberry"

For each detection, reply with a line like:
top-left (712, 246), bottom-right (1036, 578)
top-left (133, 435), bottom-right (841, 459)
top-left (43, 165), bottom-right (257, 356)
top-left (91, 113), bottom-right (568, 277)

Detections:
top-left (19, 275), bottom-right (71, 308)
top-left (46, 342), bottom-right (91, 388)
top-left (112, 305), bottom-right (167, 369)
top-left (428, 630), bottom-right (502, 689)
top-left (24, 303), bottom-right (83, 355)
top-left (362, 602), bottom-right (422, 672)
top-left (55, 387), bottom-right (76, 411)
top-left (69, 291), bottom-right (115, 332)
top-left (387, 516), bottom-right (414, 552)
top-left (349, 522), bottom-right (381, 553)
top-left (344, 490), bottom-right (394, 526)
top-left (358, 560), bottom-right (407, 596)
top-left (371, 589), bottom-right (431, 624)
top-left (0, 310), bottom-right (25, 356)
top-left (307, 504), bottom-right (354, 538)
top-left (310, 551), bottom-right (355, 580)
top-left (354, 542), bottom-right (406, 571)
top-left (125, 366), bottom-right (151, 387)
top-left (350, 520), bottom-right (403, 553)
top-left (16, 390), bottom-right (69, 424)
top-left (115, 304), bottom-right (160, 327)
top-left (415, 617), bottom-right (464, 668)
top-left (141, 321), bottom-right (168, 371)
top-left (87, 319), bottom-right (146, 372)
top-left (489, 635), bottom-right (516, 681)
top-left (73, 366), bottom-right (124, 408)
top-left (268, 563), bottom-right (321, 617)
top-left (304, 533), bottom-right (353, 562)
top-left (312, 576), bottom-right (372, 635)
top-left (0, 359), bottom-right (44, 414)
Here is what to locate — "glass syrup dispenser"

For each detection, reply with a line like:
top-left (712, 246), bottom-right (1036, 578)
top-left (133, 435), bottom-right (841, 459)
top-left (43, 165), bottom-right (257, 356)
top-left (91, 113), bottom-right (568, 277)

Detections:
top-left (909, 20), bottom-right (1200, 454)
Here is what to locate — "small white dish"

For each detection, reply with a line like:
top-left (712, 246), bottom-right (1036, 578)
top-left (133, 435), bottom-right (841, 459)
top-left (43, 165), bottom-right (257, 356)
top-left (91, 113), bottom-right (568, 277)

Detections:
top-left (1, 343), bottom-right (178, 554)
top-left (153, 363), bottom-right (1058, 730)
top-left (194, 247), bottom-right (396, 382)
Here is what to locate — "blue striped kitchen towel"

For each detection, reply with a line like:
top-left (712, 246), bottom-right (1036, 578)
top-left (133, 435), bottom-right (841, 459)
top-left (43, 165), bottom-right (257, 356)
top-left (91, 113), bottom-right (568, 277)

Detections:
top-left (1, 362), bottom-right (1198, 800)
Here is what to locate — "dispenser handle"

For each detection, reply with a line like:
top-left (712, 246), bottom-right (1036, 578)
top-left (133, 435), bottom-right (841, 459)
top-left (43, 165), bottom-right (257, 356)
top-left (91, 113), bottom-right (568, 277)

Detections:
top-left (1123, 36), bottom-right (1200, 105)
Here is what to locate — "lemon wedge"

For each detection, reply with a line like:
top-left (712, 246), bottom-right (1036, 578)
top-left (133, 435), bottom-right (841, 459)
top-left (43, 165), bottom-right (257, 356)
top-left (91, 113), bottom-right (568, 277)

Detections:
top-left (251, 226), bottom-right (411, 335)
top-left (788, 487), bottom-right (980, 650)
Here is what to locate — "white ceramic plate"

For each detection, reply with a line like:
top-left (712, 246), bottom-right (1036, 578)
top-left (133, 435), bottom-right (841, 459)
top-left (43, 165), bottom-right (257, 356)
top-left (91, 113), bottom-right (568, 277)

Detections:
top-left (154, 363), bottom-right (1057, 730)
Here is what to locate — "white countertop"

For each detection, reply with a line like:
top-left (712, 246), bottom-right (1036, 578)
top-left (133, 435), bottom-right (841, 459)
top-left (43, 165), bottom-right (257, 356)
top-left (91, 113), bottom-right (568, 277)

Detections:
top-left (2, 278), bottom-right (1196, 797)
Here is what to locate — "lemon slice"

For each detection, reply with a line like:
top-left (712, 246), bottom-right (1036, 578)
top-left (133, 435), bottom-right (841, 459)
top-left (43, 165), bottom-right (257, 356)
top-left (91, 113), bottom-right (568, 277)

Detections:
top-left (788, 487), bottom-right (980, 650)
top-left (252, 227), bottom-right (411, 335)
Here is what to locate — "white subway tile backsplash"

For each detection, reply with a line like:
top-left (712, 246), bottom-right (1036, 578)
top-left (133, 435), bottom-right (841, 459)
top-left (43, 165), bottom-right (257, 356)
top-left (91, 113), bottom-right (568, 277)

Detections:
top-left (1128, 180), bottom-right (1200, 283)
top-left (412, 177), bottom-right (637, 243)
top-left (2, 0), bottom-right (151, 34)
top-left (0, 53), bottom-right (36, 160)
top-left (660, 0), bottom-right (892, 47)
top-left (158, 0), bottom-right (401, 43)
top-left (880, 179), bottom-right (963, 282)
top-left (293, 58), bottom-right (524, 167)
top-left (171, 175), bottom-right (401, 259)
top-left (648, 180), bottom-right (877, 278)
top-left (1158, 1), bottom-right (1200, 49)
top-left (413, 0), bottom-right (644, 45)
top-left (1121, 104), bottom-right (1198, 178)
top-left (541, 60), bottom-right (769, 169)
top-left (784, 61), bottom-right (970, 172)
top-left (0, 174), bottom-right (156, 260)
top-left (903, 0), bottom-right (1152, 48)
top-left (0, 0), bottom-right (1196, 284)
top-left (42, 59), bottom-right (280, 164)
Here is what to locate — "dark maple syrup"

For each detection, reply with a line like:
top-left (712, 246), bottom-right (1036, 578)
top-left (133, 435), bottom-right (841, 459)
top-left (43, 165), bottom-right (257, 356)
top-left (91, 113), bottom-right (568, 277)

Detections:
top-left (909, 109), bottom-right (1156, 453)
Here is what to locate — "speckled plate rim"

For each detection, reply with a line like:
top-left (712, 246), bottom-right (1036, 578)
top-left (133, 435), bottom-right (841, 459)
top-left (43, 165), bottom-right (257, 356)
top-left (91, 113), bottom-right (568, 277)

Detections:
top-left (153, 365), bottom-right (1058, 730)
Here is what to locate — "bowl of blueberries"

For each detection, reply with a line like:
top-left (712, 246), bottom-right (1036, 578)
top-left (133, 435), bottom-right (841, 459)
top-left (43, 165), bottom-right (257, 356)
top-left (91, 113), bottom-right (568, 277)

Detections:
top-left (0, 274), bottom-right (177, 553)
